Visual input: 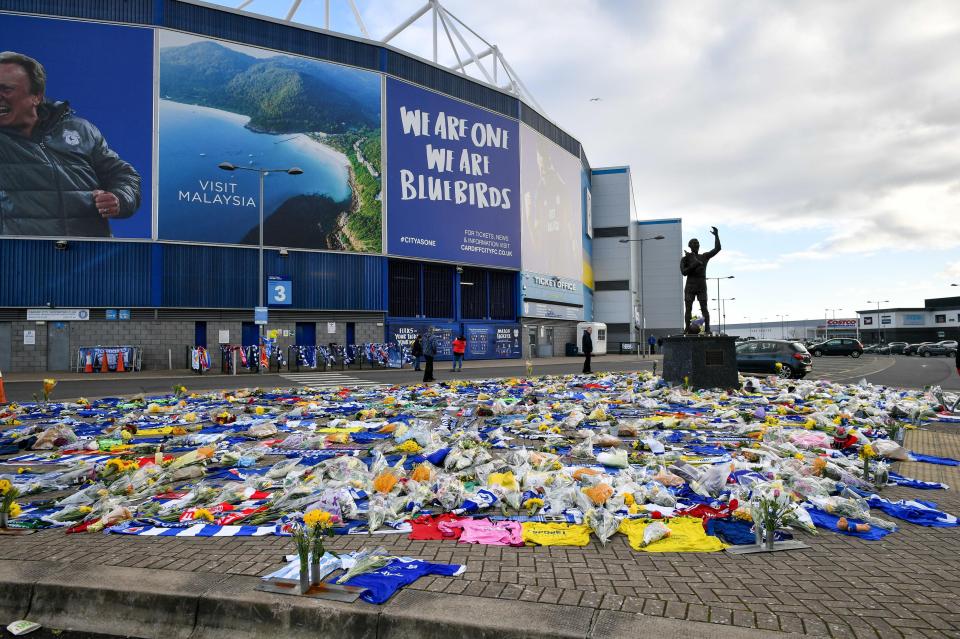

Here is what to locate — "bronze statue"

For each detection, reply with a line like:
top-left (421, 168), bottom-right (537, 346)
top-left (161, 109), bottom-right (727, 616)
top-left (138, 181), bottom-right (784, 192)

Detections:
top-left (681, 226), bottom-right (721, 334)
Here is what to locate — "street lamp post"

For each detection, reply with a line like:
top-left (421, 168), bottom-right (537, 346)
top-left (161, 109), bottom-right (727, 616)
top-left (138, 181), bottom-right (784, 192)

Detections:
top-left (218, 162), bottom-right (303, 372)
top-left (706, 276), bottom-right (735, 334)
top-left (866, 300), bottom-right (889, 344)
top-left (777, 313), bottom-right (789, 339)
top-left (715, 297), bottom-right (735, 334)
top-left (619, 234), bottom-right (665, 356)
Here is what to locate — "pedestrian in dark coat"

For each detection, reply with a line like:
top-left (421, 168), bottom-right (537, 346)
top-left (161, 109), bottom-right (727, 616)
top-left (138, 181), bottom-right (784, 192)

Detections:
top-left (582, 326), bottom-right (594, 374)
top-left (411, 335), bottom-right (423, 371)
top-left (422, 330), bottom-right (437, 383)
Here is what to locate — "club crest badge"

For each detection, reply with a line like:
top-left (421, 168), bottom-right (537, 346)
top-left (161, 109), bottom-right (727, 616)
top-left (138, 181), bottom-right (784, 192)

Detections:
top-left (62, 129), bottom-right (81, 146)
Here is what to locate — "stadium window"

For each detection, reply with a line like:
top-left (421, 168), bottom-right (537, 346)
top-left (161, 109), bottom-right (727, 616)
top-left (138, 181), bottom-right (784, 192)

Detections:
top-left (935, 314), bottom-right (946, 324)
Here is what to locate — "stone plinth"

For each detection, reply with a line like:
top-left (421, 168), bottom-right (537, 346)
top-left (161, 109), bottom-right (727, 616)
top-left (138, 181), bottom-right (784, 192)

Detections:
top-left (661, 335), bottom-right (739, 389)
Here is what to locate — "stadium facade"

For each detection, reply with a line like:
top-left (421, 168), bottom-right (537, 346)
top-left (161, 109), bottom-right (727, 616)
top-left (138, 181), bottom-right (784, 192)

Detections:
top-left (0, 1), bottom-right (682, 372)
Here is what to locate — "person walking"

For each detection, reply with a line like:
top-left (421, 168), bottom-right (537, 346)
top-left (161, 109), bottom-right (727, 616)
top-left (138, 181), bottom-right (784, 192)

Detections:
top-left (581, 326), bottom-right (594, 374)
top-left (647, 334), bottom-right (656, 355)
top-left (422, 329), bottom-right (437, 383)
top-left (411, 335), bottom-right (423, 371)
top-left (452, 334), bottom-right (466, 371)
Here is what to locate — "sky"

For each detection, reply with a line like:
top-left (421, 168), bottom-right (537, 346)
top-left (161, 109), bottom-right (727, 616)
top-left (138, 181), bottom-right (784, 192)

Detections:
top-left (211, 0), bottom-right (960, 323)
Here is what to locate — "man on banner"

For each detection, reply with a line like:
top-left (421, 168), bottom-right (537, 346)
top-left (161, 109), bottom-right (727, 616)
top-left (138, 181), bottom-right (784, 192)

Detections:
top-left (0, 51), bottom-right (141, 237)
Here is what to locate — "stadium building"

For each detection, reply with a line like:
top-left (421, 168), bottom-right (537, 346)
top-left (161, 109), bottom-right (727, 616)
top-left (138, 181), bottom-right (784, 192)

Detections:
top-left (0, 0), bottom-right (682, 373)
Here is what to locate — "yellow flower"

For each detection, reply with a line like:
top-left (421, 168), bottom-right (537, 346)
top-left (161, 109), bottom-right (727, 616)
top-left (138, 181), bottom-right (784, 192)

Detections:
top-left (793, 453), bottom-right (805, 460)
top-left (395, 439), bottom-right (423, 454)
top-left (42, 378), bottom-right (57, 394)
top-left (304, 509), bottom-right (333, 529)
top-left (8, 502), bottom-right (21, 518)
top-left (0, 479), bottom-right (14, 495)
top-left (192, 508), bottom-right (214, 522)
top-left (860, 443), bottom-right (876, 460)
top-left (184, 413), bottom-right (197, 423)
top-left (254, 406), bottom-right (266, 415)
top-left (78, 506), bottom-right (92, 514)
top-left (523, 498), bottom-right (544, 513)
top-left (488, 471), bottom-right (519, 492)
top-left (623, 493), bottom-right (635, 506)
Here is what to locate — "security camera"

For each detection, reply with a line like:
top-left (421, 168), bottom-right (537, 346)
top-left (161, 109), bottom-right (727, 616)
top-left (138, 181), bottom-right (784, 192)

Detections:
top-left (278, 248), bottom-right (289, 257)
top-left (54, 240), bottom-right (68, 250)
top-left (456, 266), bottom-right (463, 274)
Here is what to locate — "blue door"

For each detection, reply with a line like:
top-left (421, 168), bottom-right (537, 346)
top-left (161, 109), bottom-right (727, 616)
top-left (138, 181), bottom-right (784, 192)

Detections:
top-left (346, 322), bottom-right (356, 346)
top-left (295, 322), bottom-right (316, 346)
top-left (194, 321), bottom-right (207, 348)
top-left (242, 322), bottom-right (259, 348)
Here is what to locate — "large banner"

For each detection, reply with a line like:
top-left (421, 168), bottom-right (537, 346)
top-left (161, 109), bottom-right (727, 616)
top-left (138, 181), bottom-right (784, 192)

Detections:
top-left (156, 32), bottom-right (382, 252)
top-left (386, 78), bottom-right (520, 268)
top-left (0, 15), bottom-right (153, 239)
top-left (465, 323), bottom-right (522, 359)
top-left (520, 124), bottom-right (583, 280)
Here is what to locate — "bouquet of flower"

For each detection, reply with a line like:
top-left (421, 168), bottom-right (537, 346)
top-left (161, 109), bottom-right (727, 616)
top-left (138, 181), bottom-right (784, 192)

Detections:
top-left (335, 546), bottom-right (392, 584)
top-left (0, 478), bottom-right (21, 527)
top-left (750, 484), bottom-right (793, 542)
top-left (33, 378), bottom-right (57, 404)
top-left (641, 520), bottom-right (671, 547)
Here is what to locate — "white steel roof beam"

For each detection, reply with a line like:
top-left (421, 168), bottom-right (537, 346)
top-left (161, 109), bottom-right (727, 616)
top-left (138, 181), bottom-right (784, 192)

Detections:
top-left (382, 1), bottom-right (432, 43)
top-left (438, 6), bottom-right (496, 85)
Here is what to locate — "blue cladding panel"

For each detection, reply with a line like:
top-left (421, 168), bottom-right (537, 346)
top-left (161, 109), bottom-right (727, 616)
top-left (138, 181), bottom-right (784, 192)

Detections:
top-left (519, 104), bottom-right (580, 158)
top-left (161, 244), bottom-right (384, 310)
top-left (0, 0), bottom-right (155, 24)
top-left (0, 239), bottom-right (151, 307)
top-left (384, 51), bottom-right (519, 119)
top-left (163, 0), bottom-right (380, 71)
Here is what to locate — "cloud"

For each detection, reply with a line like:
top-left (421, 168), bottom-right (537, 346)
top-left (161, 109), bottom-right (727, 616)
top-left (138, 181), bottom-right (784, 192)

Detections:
top-left (942, 260), bottom-right (960, 281)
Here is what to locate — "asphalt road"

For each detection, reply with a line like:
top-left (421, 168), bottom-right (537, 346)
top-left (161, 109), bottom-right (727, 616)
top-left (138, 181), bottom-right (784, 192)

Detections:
top-left (3, 354), bottom-right (958, 402)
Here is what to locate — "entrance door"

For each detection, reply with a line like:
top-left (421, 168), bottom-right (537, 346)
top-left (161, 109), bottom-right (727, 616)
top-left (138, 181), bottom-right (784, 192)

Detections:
top-left (194, 321), bottom-right (207, 348)
top-left (295, 322), bottom-right (316, 346)
top-left (47, 322), bottom-right (71, 371)
top-left (0, 323), bottom-right (10, 372)
top-left (346, 322), bottom-right (356, 346)
top-left (241, 322), bottom-right (259, 348)
top-left (527, 326), bottom-right (538, 359)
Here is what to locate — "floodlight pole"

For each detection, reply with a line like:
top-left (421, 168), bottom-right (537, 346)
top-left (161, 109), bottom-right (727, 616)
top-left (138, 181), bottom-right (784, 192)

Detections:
top-left (218, 162), bottom-right (302, 372)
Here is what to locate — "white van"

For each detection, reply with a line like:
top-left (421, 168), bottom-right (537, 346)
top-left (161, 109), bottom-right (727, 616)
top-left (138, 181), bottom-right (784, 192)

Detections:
top-left (576, 322), bottom-right (607, 355)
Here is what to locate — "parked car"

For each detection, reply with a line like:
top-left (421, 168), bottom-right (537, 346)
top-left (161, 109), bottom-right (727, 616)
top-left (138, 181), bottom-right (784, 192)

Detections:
top-left (808, 338), bottom-right (864, 358)
top-left (875, 344), bottom-right (892, 354)
top-left (886, 342), bottom-right (909, 354)
top-left (736, 340), bottom-right (812, 379)
top-left (938, 340), bottom-right (958, 350)
top-left (917, 343), bottom-right (952, 357)
top-left (903, 342), bottom-right (934, 356)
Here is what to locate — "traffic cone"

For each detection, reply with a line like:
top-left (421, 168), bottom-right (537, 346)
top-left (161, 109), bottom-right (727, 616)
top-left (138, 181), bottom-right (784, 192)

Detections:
top-left (116, 350), bottom-right (126, 373)
top-left (0, 370), bottom-right (6, 404)
top-left (84, 352), bottom-right (94, 374)
top-left (100, 350), bottom-right (109, 373)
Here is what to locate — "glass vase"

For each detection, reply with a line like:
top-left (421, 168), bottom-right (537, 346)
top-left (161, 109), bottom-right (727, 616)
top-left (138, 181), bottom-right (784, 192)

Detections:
top-left (298, 560), bottom-right (310, 594)
top-left (0, 511), bottom-right (7, 529)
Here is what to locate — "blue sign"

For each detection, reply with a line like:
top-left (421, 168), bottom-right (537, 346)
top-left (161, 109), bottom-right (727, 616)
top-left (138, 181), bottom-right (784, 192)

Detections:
top-left (465, 324), bottom-right (522, 359)
top-left (118, 309), bottom-right (130, 320)
top-left (254, 307), bottom-right (269, 325)
top-left (386, 78), bottom-right (521, 268)
top-left (903, 313), bottom-right (925, 326)
top-left (268, 278), bottom-right (292, 306)
top-left (521, 272), bottom-right (583, 306)
top-left (105, 310), bottom-right (117, 321)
